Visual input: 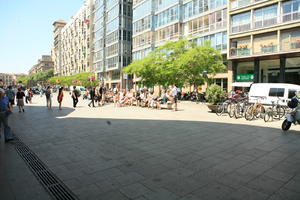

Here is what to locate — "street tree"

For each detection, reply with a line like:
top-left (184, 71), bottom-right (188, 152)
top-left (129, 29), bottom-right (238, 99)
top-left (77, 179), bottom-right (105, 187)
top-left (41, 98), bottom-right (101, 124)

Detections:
top-left (123, 39), bottom-right (192, 87)
top-left (177, 41), bottom-right (226, 88)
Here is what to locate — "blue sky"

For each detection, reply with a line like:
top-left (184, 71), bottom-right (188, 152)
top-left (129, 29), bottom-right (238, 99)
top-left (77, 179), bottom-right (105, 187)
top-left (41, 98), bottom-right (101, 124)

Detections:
top-left (0, 0), bottom-right (84, 74)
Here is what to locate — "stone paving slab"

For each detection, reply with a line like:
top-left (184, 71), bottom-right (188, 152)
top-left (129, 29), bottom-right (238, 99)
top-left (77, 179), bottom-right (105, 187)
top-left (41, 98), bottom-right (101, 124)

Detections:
top-left (0, 140), bottom-right (51, 200)
top-left (3, 94), bottom-right (300, 200)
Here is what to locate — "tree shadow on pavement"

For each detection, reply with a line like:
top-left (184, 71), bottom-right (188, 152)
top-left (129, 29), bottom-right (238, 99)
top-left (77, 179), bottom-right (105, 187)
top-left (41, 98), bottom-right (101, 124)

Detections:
top-left (7, 106), bottom-right (300, 200)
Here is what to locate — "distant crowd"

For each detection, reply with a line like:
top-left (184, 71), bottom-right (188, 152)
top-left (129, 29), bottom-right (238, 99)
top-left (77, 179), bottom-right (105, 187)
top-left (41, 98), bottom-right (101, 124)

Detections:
top-left (0, 83), bottom-right (189, 143)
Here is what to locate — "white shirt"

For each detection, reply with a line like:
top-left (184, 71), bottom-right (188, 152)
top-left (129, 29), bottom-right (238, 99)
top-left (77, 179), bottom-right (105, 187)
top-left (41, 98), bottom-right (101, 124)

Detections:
top-left (171, 87), bottom-right (177, 97)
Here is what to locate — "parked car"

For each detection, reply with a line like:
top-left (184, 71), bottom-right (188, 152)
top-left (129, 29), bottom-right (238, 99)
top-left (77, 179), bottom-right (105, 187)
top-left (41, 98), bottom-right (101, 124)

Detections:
top-left (248, 83), bottom-right (300, 105)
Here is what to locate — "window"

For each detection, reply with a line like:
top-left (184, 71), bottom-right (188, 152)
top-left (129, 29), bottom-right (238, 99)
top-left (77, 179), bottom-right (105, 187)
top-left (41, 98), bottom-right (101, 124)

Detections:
top-left (288, 89), bottom-right (297, 98)
top-left (269, 88), bottom-right (285, 97)
top-left (282, 0), bottom-right (300, 22)
top-left (106, 17), bottom-right (119, 33)
top-left (155, 5), bottom-right (179, 28)
top-left (231, 12), bottom-right (251, 33)
top-left (107, 5), bottom-right (119, 22)
top-left (254, 5), bottom-right (277, 28)
top-left (133, 0), bottom-right (151, 20)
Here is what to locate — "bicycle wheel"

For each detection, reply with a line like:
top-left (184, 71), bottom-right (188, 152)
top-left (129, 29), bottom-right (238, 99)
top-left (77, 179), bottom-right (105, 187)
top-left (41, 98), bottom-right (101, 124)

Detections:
top-left (257, 105), bottom-right (266, 119)
top-left (264, 109), bottom-right (272, 122)
top-left (216, 103), bottom-right (224, 116)
top-left (274, 106), bottom-right (285, 119)
top-left (245, 106), bottom-right (254, 121)
top-left (234, 104), bottom-right (241, 119)
top-left (228, 104), bottom-right (235, 118)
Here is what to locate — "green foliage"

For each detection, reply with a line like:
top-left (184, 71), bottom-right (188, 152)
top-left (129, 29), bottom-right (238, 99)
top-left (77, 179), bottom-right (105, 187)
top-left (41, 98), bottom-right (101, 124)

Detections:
top-left (17, 69), bottom-right (54, 86)
top-left (48, 72), bottom-right (97, 87)
top-left (205, 84), bottom-right (226, 105)
top-left (122, 39), bottom-right (226, 88)
top-left (16, 75), bottom-right (30, 85)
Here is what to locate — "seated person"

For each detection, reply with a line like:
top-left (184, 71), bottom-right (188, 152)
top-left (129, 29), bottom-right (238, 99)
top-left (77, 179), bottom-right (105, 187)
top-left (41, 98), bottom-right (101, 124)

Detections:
top-left (159, 90), bottom-right (168, 104)
top-left (149, 91), bottom-right (161, 109)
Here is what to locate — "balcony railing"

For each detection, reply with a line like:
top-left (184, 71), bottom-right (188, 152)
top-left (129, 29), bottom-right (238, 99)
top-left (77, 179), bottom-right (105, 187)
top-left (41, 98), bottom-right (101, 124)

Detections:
top-left (230, 0), bottom-right (267, 10)
top-left (254, 17), bottom-right (277, 29)
top-left (259, 45), bottom-right (277, 53)
top-left (291, 41), bottom-right (300, 49)
top-left (282, 11), bottom-right (300, 23)
top-left (230, 48), bottom-right (251, 56)
top-left (231, 11), bottom-right (300, 34)
top-left (231, 23), bottom-right (251, 33)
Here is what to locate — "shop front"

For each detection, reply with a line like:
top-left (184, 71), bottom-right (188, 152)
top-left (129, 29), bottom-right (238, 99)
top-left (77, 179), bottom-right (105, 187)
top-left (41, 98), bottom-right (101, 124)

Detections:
top-left (232, 55), bottom-right (300, 87)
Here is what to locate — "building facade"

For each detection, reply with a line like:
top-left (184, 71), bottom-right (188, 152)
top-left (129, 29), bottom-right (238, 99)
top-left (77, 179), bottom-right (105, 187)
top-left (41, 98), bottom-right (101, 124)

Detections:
top-left (0, 73), bottom-right (26, 87)
top-left (28, 55), bottom-right (54, 75)
top-left (53, 0), bottom-right (94, 76)
top-left (93, 0), bottom-right (133, 89)
top-left (53, 20), bottom-right (67, 76)
top-left (228, 0), bottom-right (300, 88)
top-left (132, 0), bottom-right (229, 91)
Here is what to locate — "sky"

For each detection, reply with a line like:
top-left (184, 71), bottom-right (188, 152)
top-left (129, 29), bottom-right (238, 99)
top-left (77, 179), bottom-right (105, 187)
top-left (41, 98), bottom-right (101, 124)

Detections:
top-left (0, 0), bottom-right (84, 74)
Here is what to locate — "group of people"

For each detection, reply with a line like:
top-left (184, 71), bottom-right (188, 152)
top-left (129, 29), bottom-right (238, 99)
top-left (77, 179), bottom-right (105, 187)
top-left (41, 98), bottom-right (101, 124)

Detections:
top-left (84, 84), bottom-right (179, 111)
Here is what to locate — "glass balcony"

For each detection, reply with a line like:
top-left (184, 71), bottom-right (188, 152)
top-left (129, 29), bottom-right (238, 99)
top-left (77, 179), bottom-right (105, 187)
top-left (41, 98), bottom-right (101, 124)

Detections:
top-left (230, 0), bottom-right (270, 10)
top-left (260, 45), bottom-right (277, 53)
top-left (231, 23), bottom-right (251, 33)
top-left (291, 41), bottom-right (300, 49)
top-left (231, 0), bottom-right (251, 10)
top-left (282, 11), bottom-right (300, 23)
top-left (254, 17), bottom-right (277, 29)
top-left (230, 48), bottom-right (251, 56)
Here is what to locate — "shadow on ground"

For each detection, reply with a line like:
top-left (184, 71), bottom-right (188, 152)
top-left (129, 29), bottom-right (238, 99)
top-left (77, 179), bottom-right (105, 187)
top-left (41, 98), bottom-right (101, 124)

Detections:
top-left (7, 106), bottom-right (300, 200)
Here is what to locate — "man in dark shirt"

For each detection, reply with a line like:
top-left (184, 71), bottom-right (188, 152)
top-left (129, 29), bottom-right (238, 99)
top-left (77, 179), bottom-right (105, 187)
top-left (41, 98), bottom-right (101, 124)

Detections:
top-left (88, 87), bottom-right (95, 107)
top-left (72, 86), bottom-right (79, 108)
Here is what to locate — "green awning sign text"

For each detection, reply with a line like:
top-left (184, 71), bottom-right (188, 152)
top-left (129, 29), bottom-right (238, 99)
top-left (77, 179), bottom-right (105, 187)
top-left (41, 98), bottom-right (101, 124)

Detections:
top-left (236, 74), bottom-right (254, 81)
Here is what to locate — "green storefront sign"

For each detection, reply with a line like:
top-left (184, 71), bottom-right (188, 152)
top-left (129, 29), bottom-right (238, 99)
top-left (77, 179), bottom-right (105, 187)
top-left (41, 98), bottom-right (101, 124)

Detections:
top-left (236, 74), bottom-right (254, 82)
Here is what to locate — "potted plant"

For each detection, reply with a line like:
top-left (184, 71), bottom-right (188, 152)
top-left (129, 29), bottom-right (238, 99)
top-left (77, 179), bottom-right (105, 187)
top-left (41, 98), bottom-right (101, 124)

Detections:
top-left (205, 84), bottom-right (226, 112)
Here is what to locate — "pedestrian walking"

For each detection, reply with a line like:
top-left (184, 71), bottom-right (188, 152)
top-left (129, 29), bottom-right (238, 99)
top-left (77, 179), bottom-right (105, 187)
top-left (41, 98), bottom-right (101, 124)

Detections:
top-left (57, 87), bottom-right (64, 110)
top-left (0, 88), bottom-right (14, 142)
top-left (5, 86), bottom-right (15, 111)
top-left (45, 86), bottom-right (52, 109)
top-left (25, 88), bottom-right (30, 104)
top-left (88, 87), bottom-right (96, 107)
top-left (28, 88), bottom-right (33, 104)
top-left (171, 84), bottom-right (178, 111)
top-left (72, 86), bottom-right (79, 108)
top-left (16, 88), bottom-right (25, 112)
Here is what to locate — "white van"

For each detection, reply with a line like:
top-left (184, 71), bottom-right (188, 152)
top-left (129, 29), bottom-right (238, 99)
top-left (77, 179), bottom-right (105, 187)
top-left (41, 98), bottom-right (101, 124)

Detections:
top-left (248, 83), bottom-right (300, 105)
top-left (69, 86), bottom-right (86, 94)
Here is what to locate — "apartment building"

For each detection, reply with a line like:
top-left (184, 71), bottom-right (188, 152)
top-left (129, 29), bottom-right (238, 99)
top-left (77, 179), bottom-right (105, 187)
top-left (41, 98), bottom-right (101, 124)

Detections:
top-left (0, 73), bottom-right (26, 87)
top-left (53, 20), bottom-right (67, 76)
top-left (53, 0), bottom-right (94, 76)
top-left (28, 55), bottom-right (54, 75)
top-left (228, 0), bottom-right (300, 88)
top-left (0, 74), bottom-right (15, 87)
top-left (93, 0), bottom-right (133, 88)
top-left (132, 0), bottom-right (229, 91)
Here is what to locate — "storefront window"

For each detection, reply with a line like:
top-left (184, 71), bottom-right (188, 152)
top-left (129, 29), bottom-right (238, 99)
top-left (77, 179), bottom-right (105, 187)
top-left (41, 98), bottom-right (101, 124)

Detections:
top-left (236, 62), bottom-right (254, 81)
top-left (286, 57), bottom-right (300, 84)
top-left (260, 59), bottom-right (280, 83)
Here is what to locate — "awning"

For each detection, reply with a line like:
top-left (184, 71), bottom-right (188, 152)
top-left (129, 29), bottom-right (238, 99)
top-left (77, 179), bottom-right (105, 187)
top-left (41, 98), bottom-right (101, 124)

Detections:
top-left (232, 82), bottom-right (253, 87)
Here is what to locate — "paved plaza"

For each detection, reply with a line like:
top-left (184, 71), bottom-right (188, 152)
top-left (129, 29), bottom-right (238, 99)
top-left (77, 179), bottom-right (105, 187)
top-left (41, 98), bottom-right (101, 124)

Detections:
top-left (1, 93), bottom-right (300, 200)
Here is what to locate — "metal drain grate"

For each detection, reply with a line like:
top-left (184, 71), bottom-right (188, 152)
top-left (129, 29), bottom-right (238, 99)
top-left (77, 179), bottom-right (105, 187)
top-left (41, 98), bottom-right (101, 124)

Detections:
top-left (13, 135), bottom-right (78, 200)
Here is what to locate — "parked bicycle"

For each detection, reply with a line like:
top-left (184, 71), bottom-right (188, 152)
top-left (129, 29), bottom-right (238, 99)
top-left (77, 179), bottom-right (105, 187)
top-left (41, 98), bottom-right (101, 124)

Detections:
top-left (245, 96), bottom-right (266, 121)
top-left (264, 97), bottom-right (286, 122)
